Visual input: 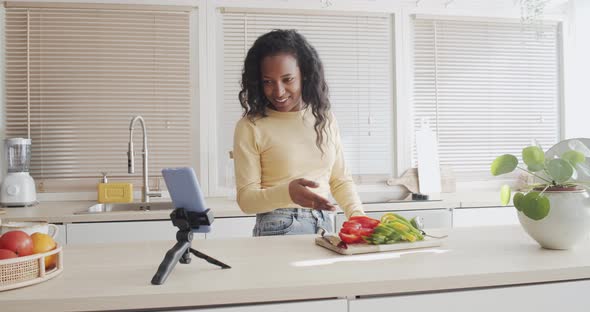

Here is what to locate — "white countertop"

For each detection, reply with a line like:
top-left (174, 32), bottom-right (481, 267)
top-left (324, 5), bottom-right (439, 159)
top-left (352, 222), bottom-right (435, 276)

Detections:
top-left (1, 225), bottom-right (588, 311)
top-left (0, 192), bottom-right (503, 223)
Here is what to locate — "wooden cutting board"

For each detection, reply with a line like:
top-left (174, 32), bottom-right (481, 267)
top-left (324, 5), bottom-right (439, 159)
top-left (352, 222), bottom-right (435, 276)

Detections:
top-left (386, 166), bottom-right (456, 194)
top-left (386, 168), bottom-right (419, 193)
top-left (315, 235), bottom-right (446, 255)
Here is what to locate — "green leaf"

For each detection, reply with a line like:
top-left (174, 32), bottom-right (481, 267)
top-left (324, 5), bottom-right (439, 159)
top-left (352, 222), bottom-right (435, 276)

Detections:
top-left (500, 185), bottom-right (511, 206)
top-left (568, 139), bottom-right (590, 157)
top-left (513, 192), bottom-right (524, 211)
top-left (547, 159), bottom-right (574, 183)
top-left (562, 150), bottom-right (585, 166)
top-left (522, 146), bottom-right (545, 172)
top-left (519, 191), bottom-right (540, 213)
top-left (523, 194), bottom-right (550, 220)
top-left (491, 154), bottom-right (518, 176)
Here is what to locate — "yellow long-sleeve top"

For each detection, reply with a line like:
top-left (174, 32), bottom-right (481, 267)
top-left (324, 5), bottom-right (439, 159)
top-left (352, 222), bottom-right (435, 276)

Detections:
top-left (233, 107), bottom-right (364, 219)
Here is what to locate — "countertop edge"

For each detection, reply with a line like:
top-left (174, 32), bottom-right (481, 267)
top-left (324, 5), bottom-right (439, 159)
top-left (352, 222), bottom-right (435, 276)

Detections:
top-left (3, 270), bottom-right (589, 311)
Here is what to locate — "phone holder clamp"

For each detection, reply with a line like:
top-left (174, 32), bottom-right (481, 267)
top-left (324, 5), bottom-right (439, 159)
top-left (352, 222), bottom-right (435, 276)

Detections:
top-left (151, 208), bottom-right (231, 285)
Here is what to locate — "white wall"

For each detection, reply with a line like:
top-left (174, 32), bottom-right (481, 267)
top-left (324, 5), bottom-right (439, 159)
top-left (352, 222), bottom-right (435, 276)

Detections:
top-left (0, 0), bottom-right (579, 198)
top-left (564, 0), bottom-right (590, 139)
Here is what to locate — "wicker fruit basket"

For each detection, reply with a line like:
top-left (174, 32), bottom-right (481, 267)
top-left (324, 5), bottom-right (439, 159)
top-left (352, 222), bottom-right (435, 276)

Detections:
top-left (0, 245), bottom-right (63, 291)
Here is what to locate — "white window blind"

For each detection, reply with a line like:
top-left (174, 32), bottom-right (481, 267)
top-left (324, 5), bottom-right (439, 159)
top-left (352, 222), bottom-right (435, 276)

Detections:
top-left (220, 11), bottom-right (393, 188)
top-left (412, 17), bottom-right (560, 180)
top-left (4, 6), bottom-right (193, 192)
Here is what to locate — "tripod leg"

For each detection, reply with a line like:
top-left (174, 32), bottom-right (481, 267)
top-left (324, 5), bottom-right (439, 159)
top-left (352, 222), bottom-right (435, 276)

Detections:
top-left (189, 248), bottom-right (231, 269)
top-left (180, 248), bottom-right (191, 264)
top-left (151, 241), bottom-right (191, 285)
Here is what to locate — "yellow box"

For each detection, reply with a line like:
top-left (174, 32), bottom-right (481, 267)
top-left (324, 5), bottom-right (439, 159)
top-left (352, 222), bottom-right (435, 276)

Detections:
top-left (97, 183), bottom-right (134, 203)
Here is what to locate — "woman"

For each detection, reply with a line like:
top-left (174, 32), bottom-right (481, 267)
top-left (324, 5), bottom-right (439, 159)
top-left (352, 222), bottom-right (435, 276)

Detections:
top-left (233, 29), bottom-right (365, 236)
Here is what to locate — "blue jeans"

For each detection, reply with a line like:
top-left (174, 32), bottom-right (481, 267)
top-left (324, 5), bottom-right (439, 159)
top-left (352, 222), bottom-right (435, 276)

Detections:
top-left (253, 208), bottom-right (334, 236)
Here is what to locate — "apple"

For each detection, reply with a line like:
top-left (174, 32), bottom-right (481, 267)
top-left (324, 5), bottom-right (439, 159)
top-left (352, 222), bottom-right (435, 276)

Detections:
top-left (0, 248), bottom-right (18, 260)
top-left (0, 231), bottom-right (33, 257)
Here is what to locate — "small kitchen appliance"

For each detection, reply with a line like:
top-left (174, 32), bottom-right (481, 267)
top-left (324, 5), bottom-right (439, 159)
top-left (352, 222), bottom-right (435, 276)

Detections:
top-left (0, 138), bottom-right (37, 207)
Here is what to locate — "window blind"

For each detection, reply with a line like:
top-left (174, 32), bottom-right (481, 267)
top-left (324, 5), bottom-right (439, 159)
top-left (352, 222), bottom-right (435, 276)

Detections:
top-left (4, 6), bottom-right (193, 192)
top-left (220, 11), bottom-right (393, 187)
top-left (412, 17), bottom-right (560, 180)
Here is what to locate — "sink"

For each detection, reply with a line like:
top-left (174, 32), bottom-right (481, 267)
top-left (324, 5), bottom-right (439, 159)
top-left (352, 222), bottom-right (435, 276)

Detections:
top-left (75, 202), bottom-right (174, 214)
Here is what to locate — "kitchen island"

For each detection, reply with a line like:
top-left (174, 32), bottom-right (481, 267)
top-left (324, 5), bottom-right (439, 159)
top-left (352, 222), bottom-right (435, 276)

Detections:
top-left (1, 225), bottom-right (590, 311)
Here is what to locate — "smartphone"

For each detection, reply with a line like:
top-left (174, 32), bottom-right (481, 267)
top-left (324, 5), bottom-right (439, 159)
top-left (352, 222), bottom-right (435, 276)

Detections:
top-left (161, 167), bottom-right (210, 233)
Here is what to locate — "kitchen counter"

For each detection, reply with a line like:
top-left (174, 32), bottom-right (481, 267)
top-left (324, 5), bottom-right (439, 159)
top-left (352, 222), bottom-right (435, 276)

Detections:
top-left (0, 192), bottom-right (502, 224)
top-left (1, 225), bottom-right (589, 311)
top-left (1, 198), bottom-right (242, 223)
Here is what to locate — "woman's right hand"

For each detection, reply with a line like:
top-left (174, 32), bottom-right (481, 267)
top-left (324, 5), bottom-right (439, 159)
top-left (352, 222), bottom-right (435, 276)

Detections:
top-left (288, 178), bottom-right (336, 211)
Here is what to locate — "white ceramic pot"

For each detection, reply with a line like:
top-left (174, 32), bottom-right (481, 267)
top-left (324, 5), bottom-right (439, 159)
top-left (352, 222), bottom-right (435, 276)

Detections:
top-left (518, 189), bottom-right (590, 249)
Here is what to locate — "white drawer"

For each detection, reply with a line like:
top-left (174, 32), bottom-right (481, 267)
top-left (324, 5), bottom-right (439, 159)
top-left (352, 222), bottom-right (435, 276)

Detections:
top-left (66, 220), bottom-right (205, 245)
top-left (206, 217), bottom-right (256, 239)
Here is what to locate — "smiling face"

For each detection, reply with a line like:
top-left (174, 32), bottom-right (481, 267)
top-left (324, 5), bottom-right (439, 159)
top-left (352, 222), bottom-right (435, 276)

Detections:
top-left (260, 53), bottom-right (303, 112)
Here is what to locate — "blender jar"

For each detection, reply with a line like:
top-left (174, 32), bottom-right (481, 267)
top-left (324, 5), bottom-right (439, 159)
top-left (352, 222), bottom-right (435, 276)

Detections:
top-left (5, 138), bottom-right (31, 173)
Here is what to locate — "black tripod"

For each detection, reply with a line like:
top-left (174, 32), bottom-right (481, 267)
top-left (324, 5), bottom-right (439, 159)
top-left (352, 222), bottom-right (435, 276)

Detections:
top-left (151, 208), bottom-right (231, 285)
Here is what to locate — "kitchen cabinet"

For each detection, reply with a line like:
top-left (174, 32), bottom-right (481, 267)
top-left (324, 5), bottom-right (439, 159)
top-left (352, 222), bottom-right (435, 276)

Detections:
top-left (206, 216), bottom-right (256, 239)
top-left (66, 220), bottom-right (205, 245)
top-left (349, 280), bottom-right (590, 312)
top-left (166, 299), bottom-right (347, 312)
top-left (453, 206), bottom-right (518, 227)
top-left (335, 208), bottom-right (452, 232)
top-left (64, 217), bottom-right (255, 244)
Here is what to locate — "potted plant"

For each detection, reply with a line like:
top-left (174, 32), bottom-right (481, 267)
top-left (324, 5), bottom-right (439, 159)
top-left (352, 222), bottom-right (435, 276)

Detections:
top-left (491, 139), bottom-right (590, 249)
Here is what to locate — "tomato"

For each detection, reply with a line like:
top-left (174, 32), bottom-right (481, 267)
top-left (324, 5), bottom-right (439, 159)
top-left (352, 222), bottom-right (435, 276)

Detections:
top-left (348, 216), bottom-right (380, 229)
top-left (338, 232), bottom-right (363, 244)
top-left (0, 248), bottom-right (18, 260)
top-left (0, 231), bottom-right (33, 257)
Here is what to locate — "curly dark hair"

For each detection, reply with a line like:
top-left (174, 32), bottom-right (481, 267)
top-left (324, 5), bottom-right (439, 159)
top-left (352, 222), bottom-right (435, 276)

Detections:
top-left (239, 29), bottom-right (331, 153)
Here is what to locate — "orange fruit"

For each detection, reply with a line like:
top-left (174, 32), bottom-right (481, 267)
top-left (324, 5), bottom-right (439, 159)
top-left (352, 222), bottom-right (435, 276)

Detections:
top-left (31, 232), bottom-right (57, 270)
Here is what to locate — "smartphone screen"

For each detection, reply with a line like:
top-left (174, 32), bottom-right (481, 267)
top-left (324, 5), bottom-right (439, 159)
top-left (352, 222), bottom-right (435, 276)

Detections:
top-left (161, 167), bottom-right (211, 233)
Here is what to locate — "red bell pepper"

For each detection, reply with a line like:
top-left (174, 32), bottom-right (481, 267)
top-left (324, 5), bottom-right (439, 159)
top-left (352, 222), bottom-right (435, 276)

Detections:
top-left (337, 216), bottom-right (379, 244)
top-left (342, 221), bottom-right (361, 229)
top-left (358, 227), bottom-right (374, 237)
top-left (348, 216), bottom-right (380, 229)
top-left (338, 232), bottom-right (363, 244)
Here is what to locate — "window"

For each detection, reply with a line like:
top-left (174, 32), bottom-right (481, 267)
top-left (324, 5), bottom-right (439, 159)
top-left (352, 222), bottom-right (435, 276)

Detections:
top-left (4, 4), bottom-right (194, 192)
top-left (218, 10), bottom-right (393, 193)
top-left (412, 16), bottom-right (561, 180)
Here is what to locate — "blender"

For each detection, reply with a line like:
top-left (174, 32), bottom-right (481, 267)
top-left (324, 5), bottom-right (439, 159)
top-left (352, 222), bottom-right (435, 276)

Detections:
top-left (0, 138), bottom-right (37, 207)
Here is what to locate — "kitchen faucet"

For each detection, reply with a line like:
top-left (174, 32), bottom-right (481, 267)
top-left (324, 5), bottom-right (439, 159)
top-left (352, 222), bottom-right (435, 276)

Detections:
top-left (128, 116), bottom-right (161, 203)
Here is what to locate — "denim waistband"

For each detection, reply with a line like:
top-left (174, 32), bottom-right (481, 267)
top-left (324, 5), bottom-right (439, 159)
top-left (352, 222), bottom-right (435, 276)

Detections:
top-left (259, 208), bottom-right (329, 218)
